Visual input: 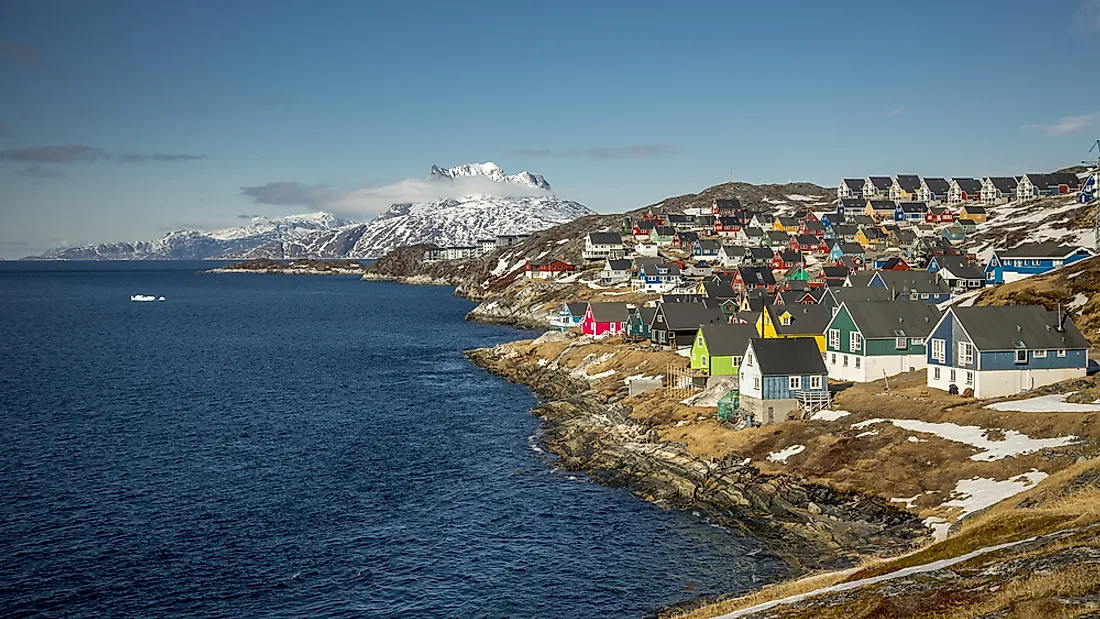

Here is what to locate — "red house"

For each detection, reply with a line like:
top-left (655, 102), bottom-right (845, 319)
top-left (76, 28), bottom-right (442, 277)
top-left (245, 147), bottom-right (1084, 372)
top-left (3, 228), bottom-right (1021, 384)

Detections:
top-left (879, 257), bottom-right (910, 271)
top-left (732, 267), bottom-right (777, 294)
top-left (714, 216), bottom-right (742, 236)
top-left (525, 259), bottom-right (576, 279)
top-left (925, 206), bottom-right (955, 224)
top-left (581, 302), bottom-right (629, 337)
top-left (771, 250), bottom-right (803, 271)
top-left (799, 211), bottom-right (820, 224)
top-left (712, 198), bottom-right (742, 216)
top-left (787, 234), bottom-right (819, 253)
top-left (799, 220), bottom-right (826, 237)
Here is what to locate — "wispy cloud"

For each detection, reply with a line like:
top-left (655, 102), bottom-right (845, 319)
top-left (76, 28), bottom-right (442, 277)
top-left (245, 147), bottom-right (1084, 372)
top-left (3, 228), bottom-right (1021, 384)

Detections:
top-left (1024, 111), bottom-right (1098, 136)
top-left (0, 145), bottom-right (208, 164)
top-left (1074, 0), bottom-right (1100, 32)
top-left (243, 174), bottom-right (552, 219)
top-left (16, 165), bottom-right (66, 179)
top-left (509, 144), bottom-right (682, 159)
top-left (0, 122), bottom-right (13, 139)
top-left (888, 106), bottom-right (905, 116)
top-left (0, 41), bottom-right (62, 76)
top-left (237, 213), bottom-right (262, 220)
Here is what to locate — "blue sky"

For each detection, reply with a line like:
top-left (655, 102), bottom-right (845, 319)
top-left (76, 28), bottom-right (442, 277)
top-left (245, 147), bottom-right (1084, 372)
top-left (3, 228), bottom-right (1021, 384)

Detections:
top-left (1, 0), bottom-right (1098, 257)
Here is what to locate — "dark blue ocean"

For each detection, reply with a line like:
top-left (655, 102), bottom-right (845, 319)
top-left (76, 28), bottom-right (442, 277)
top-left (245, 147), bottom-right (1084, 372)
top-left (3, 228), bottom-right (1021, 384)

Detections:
top-left (0, 262), bottom-right (782, 618)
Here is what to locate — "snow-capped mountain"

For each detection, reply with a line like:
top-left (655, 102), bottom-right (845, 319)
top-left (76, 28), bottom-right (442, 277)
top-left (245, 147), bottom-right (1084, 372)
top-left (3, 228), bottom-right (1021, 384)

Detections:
top-left (30, 164), bottom-right (591, 260)
top-left (427, 161), bottom-right (551, 191)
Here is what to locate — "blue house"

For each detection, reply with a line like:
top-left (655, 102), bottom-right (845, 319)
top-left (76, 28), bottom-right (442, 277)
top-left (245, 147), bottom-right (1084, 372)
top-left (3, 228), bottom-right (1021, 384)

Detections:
top-left (893, 202), bottom-right (928, 223)
top-left (926, 305), bottom-right (1089, 398)
top-left (692, 239), bottom-right (721, 261)
top-left (738, 337), bottom-right (829, 425)
top-left (552, 302), bottom-right (589, 331)
top-left (828, 241), bottom-right (865, 263)
top-left (984, 243), bottom-right (1095, 284)
top-left (941, 224), bottom-right (967, 243)
top-left (634, 262), bottom-right (683, 292)
top-left (821, 212), bottom-right (845, 228)
top-left (867, 270), bottom-right (951, 304)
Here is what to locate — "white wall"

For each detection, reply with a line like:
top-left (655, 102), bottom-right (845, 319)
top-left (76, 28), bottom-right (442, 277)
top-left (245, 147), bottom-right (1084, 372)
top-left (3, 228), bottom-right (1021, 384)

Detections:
top-left (827, 353), bottom-right (926, 383)
top-left (739, 353), bottom-right (762, 398)
top-left (974, 367), bottom-right (1087, 399)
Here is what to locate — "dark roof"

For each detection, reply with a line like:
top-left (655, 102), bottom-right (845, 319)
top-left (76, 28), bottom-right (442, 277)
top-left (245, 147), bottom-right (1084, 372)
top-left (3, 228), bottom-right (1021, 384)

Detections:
top-left (1024, 173), bottom-right (1057, 189)
top-left (661, 293), bottom-right (703, 303)
top-left (880, 257), bottom-right (907, 269)
top-left (697, 324), bottom-right (757, 357)
top-left (895, 175), bottom-right (921, 192)
top-left (834, 241), bottom-right (864, 254)
top-left (667, 213), bottom-right (693, 223)
top-left (793, 234), bottom-right (818, 245)
top-left (951, 306), bottom-right (1089, 351)
top-left (961, 204), bottom-right (987, 214)
top-left (892, 229), bottom-right (917, 243)
top-left (935, 255), bottom-right (984, 280)
top-left (829, 286), bottom-right (893, 303)
top-left (605, 259), bottom-right (632, 271)
top-left (653, 226), bottom-right (676, 236)
top-left (659, 301), bottom-right (726, 331)
top-left (738, 266), bottom-right (776, 286)
top-left (696, 239), bottom-right (721, 251)
top-left (802, 220), bottom-right (826, 232)
top-left (822, 266), bottom-right (849, 279)
top-left (749, 247), bottom-right (775, 260)
top-left (765, 304), bottom-right (833, 336)
top-left (743, 227), bottom-right (764, 237)
top-left (566, 302), bottom-right (588, 317)
top-left (777, 250), bottom-right (803, 263)
top-left (840, 198), bottom-right (865, 209)
top-left (1051, 172), bottom-right (1081, 188)
top-left (996, 242), bottom-right (1091, 259)
top-left (717, 216), bottom-right (742, 226)
top-left (830, 224), bottom-right (858, 236)
top-left (696, 215), bottom-right (716, 225)
top-left (845, 271), bottom-right (877, 288)
top-left (987, 177), bottom-right (1018, 192)
top-left (766, 230), bottom-right (791, 242)
top-left (702, 280), bottom-right (737, 300)
top-left (952, 178), bottom-right (982, 193)
top-left (873, 270), bottom-right (951, 294)
top-left (838, 256), bottom-right (864, 270)
top-left (851, 215), bottom-right (876, 226)
top-left (676, 231), bottom-right (700, 243)
top-left (862, 227), bottom-right (888, 240)
top-left (843, 178), bottom-right (866, 190)
top-left (714, 198), bottom-right (742, 209)
top-left (587, 302), bottom-right (629, 323)
top-left (634, 219), bottom-right (657, 230)
top-left (634, 306), bottom-right (657, 326)
top-left (922, 178), bottom-right (950, 193)
top-left (748, 338), bottom-right (827, 375)
top-left (777, 216), bottom-right (800, 227)
top-left (897, 201), bottom-right (928, 213)
top-left (588, 232), bottom-right (622, 245)
top-left (735, 311), bottom-right (762, 325)
top-left (720, 244), bottom-right (746, 257)
top-left (786, 279), bottom-right (811, 292)
top-left (841, 301), bottom-right (942, 339)
top-left (868, 200), bottom-right (896, 210)
top-left (775, 291), bottom-right (810, 305)
top-left (868, 176), bottom-right (893, 190)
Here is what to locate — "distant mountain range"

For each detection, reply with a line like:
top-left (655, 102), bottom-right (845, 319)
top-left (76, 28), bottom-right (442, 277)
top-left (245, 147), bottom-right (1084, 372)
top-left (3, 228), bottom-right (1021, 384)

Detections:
top-left (29, 163), bottom-right (593, 260)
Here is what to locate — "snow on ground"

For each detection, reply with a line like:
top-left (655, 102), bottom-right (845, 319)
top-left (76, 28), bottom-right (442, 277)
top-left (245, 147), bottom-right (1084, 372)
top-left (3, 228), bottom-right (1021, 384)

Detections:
top-left (786, 194), bottom-right (823, 202)
top-left (940, 470), bottom-right (1047, 521)
top-left (556, 238), bottom-right (570, 244)
top-left (851, 418), bottom-right (1078, 461)
top-left (766, 444), bottom-right (806, 463)
top-left (490, 257), bottom-right (511, 276)
top-left (810, 409), bottom-right (850, 421)
top-left (587, 369), bottom-right (616, 380)
top-left (676, 346), bottom-right (692, 358)
top-left (908, 436), bottom-right (927, 443)
top-left (681, 376), bottom-right (737, 406)
top-left (854, 430), bottom-right (879, 438)
top-left (937, 288), bottom-right (984, 310)
top-left (557, 272), bottom-right (583, 283)
top-left (985, 393), bottom-right (1100, 413)
top-left (568, 352), bottom-right (616, 380)
top-left (598, 289), bottom-right (633, 295)
top-left (585, 281), bottom-right (606, 290)
top-left (890, 495), bottom-right (921, 509)
top-left (1068, 292), bottom-right (1091, 312)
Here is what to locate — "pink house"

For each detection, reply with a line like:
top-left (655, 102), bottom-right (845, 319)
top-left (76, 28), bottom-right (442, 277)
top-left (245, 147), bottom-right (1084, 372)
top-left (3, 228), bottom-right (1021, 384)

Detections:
top-left (581, 302), bottom-right (630, 336)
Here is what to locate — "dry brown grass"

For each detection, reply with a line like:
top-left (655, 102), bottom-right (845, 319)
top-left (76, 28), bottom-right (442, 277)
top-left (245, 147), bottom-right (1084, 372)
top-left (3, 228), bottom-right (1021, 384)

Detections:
top-left (671, 570), bottom-right (856, 619)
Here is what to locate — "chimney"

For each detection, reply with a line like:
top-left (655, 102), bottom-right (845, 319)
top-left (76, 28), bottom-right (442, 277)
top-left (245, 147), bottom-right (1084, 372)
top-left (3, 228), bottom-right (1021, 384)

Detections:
top-left (1057, 303), bottom-right (1067, 332)
top-left (1016, 325), bottom-right (1022, 332)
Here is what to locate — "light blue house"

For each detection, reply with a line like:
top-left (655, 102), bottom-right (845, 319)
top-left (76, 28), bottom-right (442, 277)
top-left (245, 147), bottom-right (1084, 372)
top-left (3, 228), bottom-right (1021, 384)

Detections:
top-left (828, 241), bottom-right (864, 263)
top-left (984, 243), bottom-right (1095, 284)
top-left (738, 337), bottom-right (829, 424)
top-left (926, 305), bottom-right (1089, 398)
top-left (867, 270), bottom-right (952, 304)
top-left (552, 302), bottom-right (589, 331)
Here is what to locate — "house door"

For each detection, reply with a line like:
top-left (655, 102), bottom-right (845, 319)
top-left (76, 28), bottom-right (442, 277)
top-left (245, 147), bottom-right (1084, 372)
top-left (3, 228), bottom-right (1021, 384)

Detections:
top-left (767, 407), bottom-right (774, 424)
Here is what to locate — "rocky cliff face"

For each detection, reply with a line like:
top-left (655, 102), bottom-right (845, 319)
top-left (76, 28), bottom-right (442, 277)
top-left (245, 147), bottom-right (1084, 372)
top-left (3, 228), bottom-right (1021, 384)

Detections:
top-left (467, 338), bottom-right (927, 571)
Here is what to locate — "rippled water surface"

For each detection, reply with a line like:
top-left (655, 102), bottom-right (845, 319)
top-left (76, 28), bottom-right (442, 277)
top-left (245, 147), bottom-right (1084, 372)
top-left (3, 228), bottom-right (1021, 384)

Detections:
top-left (0, 262), bottom-right (782, 618)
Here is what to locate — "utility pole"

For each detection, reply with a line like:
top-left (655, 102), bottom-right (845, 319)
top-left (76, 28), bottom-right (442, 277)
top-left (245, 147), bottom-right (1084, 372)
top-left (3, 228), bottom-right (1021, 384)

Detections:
top-left (1085, 140), bottom-right (1100, 252)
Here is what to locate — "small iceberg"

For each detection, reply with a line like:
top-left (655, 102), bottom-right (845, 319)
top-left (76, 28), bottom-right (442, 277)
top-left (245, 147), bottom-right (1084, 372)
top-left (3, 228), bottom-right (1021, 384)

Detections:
top-left (130, 294), bottom-right (165, 302)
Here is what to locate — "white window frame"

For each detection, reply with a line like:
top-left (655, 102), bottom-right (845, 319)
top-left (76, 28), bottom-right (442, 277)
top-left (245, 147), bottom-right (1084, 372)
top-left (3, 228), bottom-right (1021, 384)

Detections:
top-left (896, 337), bottom-right (907, 350)
top-left (959, 342), bottom-right (973, 366)
top-left (789, 376), bottom-right (802, 390)
top-left (1015, 349), bottom-right (1027, 364)
top-left (966, 371), bottom-right (973, 385)
top-left (855, 356), bottom-right (861, 368)
top-left (850, 332), bottom-right (862, 352)
top-left (828, 328), bottom-right (840, 349)
top-left (1057, 350), bottom-right (1066, 358)
top-left (933, 366), bottom-right (940, 380)
top-left (931, 338), bottom-right (945, 363)
top-left (810, 375), bottom-right (822, 390)
top-left (911, 337), bottom-right (924, 345)
top-left (1033, 350), bottom-right (1047, 358)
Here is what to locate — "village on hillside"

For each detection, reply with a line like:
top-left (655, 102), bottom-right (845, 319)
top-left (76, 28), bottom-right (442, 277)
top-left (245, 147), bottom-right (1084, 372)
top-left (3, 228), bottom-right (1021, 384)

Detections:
top-left (433, 169), bottom-right (1100, 429)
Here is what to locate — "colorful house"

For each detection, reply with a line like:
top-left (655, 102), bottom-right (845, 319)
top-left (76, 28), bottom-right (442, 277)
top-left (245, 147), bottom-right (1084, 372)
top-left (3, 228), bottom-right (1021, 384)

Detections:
top-left (957, 204), bottom-right (988, 224)
top-left (984, 243), bottom-right (1095, 284)
top-left (889, 175), bottom-right (921, 202)
top-left (756, 304), bottom-right (832, 352)
top-left (732, 266), bottom-right (777, 294)
top-left (894, 202), bottom-right (928, 223)
top-left (866, 270), bottom-right (952, 303)
top-left (771, 250), bottom-right (803, 272)
top-left (715, 216), bottom-right (744, 237)
top-left (581, 302), bottom-right (629, 337)
top-left (693, 239), bottom-right (721, 261)
top-left (738, 338), bottom-right (829, 425)
top-left (918, 177), bottom-right (951, 204)
top-left (926, 306), bottom-right (1089, 398)
top-left (712, 198), bottom-right (742, 215)
top-left (838, 178), bottom-right (866, 200)
top-left (825, 301), bottom-right (942, 383)
top-left (947, 178), bottom-right (982, 204)
top-left (772, 216), bottom-right (801, 233)
top-left (764, 230), bottom-right (792, 248)
top-left (863, 176), bottom-right (892, 200)
top-left (525, 259), bottom-right (577, 279)
top-left (927, 254), bottom-right (985, 293)
top-left (818, 285), bottom-right (892, 314)
top-left (925, 205), bottom-right (955, 224)
top-left (634, 261), bottom-right (683, 292)
top-left (825, 224), bottom-right (858, 242)
top-left (828, 241), bottom-right (865, 263)
top-left (690, 323), bottom-right (757, 376)
top-left (625, 305), bottom-right (657, 341)
top-left (551, 302), bottom-right (589, 331)
top-left (648, 226), bottom-right (676, 246)
top-left (980, 177), bottom-right (1018, 205)
top-left (864, 200), bottom-right (897, 219)
top-left (839, 198), bottom-right (867, 217)
top-left (650, 301), bottom-right (726, 349)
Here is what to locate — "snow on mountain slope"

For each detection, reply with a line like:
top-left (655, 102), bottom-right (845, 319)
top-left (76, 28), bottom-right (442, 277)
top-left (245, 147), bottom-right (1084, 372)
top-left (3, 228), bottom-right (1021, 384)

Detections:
top-left (960, 195), bottom-right (1096, 260)
top-left (232, 195), bottom-right (593, 259)
top-left (427, 161), bottom-right (551, 190)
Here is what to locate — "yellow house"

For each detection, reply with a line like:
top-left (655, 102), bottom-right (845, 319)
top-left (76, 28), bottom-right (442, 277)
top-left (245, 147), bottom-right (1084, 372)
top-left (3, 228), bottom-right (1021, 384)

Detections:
top-left (863, 199), bottom-right (895, 220)
top-left (854, 226), bottom-right (887, 249)
top-left (958, 204), bottom-right (988, 224)
top-left (755, 305), bottom-right (830, 352)
top-left (890, 175), bottom-right (921, 202)
top-left (771, 216), bottom-right (800, 233)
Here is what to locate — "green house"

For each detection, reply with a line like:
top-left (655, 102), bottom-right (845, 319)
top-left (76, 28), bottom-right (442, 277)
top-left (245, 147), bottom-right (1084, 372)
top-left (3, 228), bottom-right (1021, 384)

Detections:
top-left (690, 323), bottom-right (757, 376)
top-left (823, 300), bottom-right (942, 383)
top-left (626, 306), bottom-right (657, 340)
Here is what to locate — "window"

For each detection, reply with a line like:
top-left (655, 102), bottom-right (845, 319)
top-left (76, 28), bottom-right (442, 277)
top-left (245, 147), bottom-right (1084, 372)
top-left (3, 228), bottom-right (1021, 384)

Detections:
top-left (855, 357), bottom-right (861, 368)
top-left (958, 342), bottom-right (973, 366)
top-left (1015, 349), bottom-right (1027, 364)
top-left (911, 337), bottom-right (924, 346)
top-left (896, 337), bottom-right (907, 350)
top-left (810, 375), bottom-right (822, 389)
top-left (921, 293), bottom-right (929, 299)
top-left (780, 315), bottom-right (791, 326)
top-left (753, 376), bottom-right (760, 390)
top-left (933, 367), bottom-right (941, 380)
top-left (831, 353), bottom-right (836, 365)
top-left (843, 355), bottom-right (848, 367)
top-left (1033, 350), bottom-right (1047, 358)
top-left (745, 351), bottom-right (753, 366)
top-left (1057, 350), bottom-right (1067, 358)
top-left (827, 328), bottom-right (840, 349)
top-left (701, 355), bottom-right (708, 367)
top-left (966, 371), bottom-right (973, 385)
top-left (931, 338), bottom-right (945, 363)
top-left (950, 369), bottom-right (956, 382)
top-left (850, 332), bottom-right (862, 352)
top-left (789, 376), bottom-right (802, 390)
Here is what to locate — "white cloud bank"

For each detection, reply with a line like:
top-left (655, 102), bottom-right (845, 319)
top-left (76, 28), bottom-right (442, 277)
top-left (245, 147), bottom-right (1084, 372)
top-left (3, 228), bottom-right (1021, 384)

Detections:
top-left (1024, 111), bottom-right (1098, 137)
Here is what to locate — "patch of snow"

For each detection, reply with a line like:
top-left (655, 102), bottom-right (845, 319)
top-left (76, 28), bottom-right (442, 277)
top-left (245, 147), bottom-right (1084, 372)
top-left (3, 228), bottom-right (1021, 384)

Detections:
top-left (681, 377), bottom-right (738, 407)
top-left (587, 369), bottom-right (616, 380)
top-left (850, 418), bottom-right (1078, 461)
top-left (939, 470), bottom-right (1047, 524)
top-left (907, 436), bottom-right (927, 443)
top-left (766, 444), bottom-right (806, 463)
top-left (675, 346), bottom-right (692, 358)
top-left (890, 495), bottom-right (921, 509)
top-left (786, 194), bottom-right (822, 202)
top-left (985, 393), bottom-right (1100, 413)
top-left (854, 430), bottom-right (879, 438)
top-left (1068, 292), bottom-right (1091, 313)
top-left (556, 238), bottom-right (570, 245)
top-left (557, 272), bottom-right (583, 283)
top-left (810, 409), bottom-right (850, 421)
top-left (490, 257), bottom-right (511, 276)
top-left (739, 458), bottom-right (751, 466)
top-left (923, 516), bottom-right (952, 542)
top-left (585, 281), bottom-right (607, 290)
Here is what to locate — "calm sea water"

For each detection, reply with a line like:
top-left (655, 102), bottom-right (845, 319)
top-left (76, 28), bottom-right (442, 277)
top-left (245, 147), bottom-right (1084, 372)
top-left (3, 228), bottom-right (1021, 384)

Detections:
top-left (0, 262), bottom-right (782, 618)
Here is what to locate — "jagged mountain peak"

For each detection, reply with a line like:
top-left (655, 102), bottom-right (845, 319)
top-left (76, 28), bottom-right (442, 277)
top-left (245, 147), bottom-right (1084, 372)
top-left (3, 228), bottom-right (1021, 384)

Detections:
top-left (428, 162), bottom-right (552, 191)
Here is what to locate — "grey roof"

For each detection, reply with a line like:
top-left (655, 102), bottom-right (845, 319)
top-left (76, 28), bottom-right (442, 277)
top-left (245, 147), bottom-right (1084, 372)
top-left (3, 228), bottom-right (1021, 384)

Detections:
top-left (868, 176), bottom-right (893, 190)
top-left (714, 198), bottom-right (742, 209)
top-left (987, 176), bottom-right (1018, 193)
top-left (922, 177), bottom-right (950, 193)
top-left (676, 231), bottom-right (700, 243)
top-left (840, 198), bottom-right (865, 210)
top-left (896, 201), bottom-right (928, 213)
top-left (851, 215), bottom-right (876, 226)
top-left (862, 227), bottom-right (888, 240)
top-left (749, 247), bottom-right (775, 260)
top-left (743, 227), bottom-right (764, 237)
top-left (873, 270), bottom-right (951, 294)
top-left (696, 215), bottom-right (716, 225)
top-left (1051, 172), bottom-right (1081, 188)
top-left (961, 204), bottom-right (987, 214)
top-left (996, 242), bottom-right (1090, 259)
top-left (720, 244), bottom-right (746, 257)
top-left (633, 306), bottom-right (657, 326)
top-left (667, 213), bottom-right (693, 223)
top-left (587, 302), bottom-right (630, 323)
top-left (748, 338), bottom-right (828, 376)
top-left (777, 216), bottom-right (800, 227)
top-left (639, 262), bottom-right (682, 276)
top-left (952, 178), bottom-right (982, 193)
top-left (634, 219), bottom-right (656, 230)
top-left (661, 294), bottom-right (703, 304)
top-left (868, 200), bottom-right (896, 210)
top-left (841, 300), bottom-right (942, 339)
top-left (697, 324), bottom-right (757, 357)
top-left (702, 280), bottom-right (737, 300)
top-left (830, 224), bottom-right (858, 236)
top-left (822, 266), bottom-right (849, 279)
top-left (653, 226), bottom-right (676, 236)
top-left (605, 259), bottom-right (632, 271)
top-left (828, 286), bottom-right (894, 303)
top-left (735, 311), bottom-right (762, 325)
top-left (845, 271), bottom-right (877, 288)
top-left (566, 302), bottom-right (589, 317)
top-left (1024, 173), bottom-right (1057, 189)
top-left (659, 301), bottom-right (727, 331)
top-left (892, 229), bottom-right (917, 243)
top-left (765, 304), bottom-right (833, 336)
top-left (775, 291), bottom-right (810, 305)
top-left (895, 175), bottom-right (921, 191)
top-left (834, 241), bottom-right (864, 254)
top-left (696, 239), bottom-right (721, 251)
top-left (951, 306), bottom-right (1089, 351)
top-left (843, 178), bottom-right (866, 190)
top-left (738, 266), bottom-right (776, 286)
top-left (933, 255), bottom-right (984, 280)
top-left (766, 230), bottom-right (791, 242)
top-left (803, 220), bottom-right (826, 232)
top-left (776, 250), bottom-right (803, 263)
top-left (793, 234), bottom-right (818, 245)
top-left (588, 232), bottom-right (623, 245)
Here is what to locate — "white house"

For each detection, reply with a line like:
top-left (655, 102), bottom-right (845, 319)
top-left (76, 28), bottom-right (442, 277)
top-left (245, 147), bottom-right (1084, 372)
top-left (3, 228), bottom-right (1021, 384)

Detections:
top-left (862, 176), bottom-right (892, 200)
top-left (600, 258), bottom-right (632, 285)
top-left (838, 178), bottom-right (866, 200)
top-left (717, 244), bottom-right (746, 268)
top-left (980, 177), bottom-right (1018, 205)
top-left (918, 178), bottom-right (951, 204)
top-left (583, 231), bottom-right (625, 260)
top-left (947, 178), bottom-right (982, 204)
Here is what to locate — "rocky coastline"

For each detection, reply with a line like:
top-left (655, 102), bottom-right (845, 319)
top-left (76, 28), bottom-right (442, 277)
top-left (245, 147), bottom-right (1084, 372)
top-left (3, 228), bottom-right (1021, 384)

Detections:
top-left (206, 257), bottom-right (369, 275)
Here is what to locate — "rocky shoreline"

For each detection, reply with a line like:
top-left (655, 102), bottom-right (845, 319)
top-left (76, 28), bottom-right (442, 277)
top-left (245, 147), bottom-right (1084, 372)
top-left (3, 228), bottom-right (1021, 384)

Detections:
top-left (206, 257), bottom-right (369, 275)
top-left (466, 339), bottom-right (928, 579)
